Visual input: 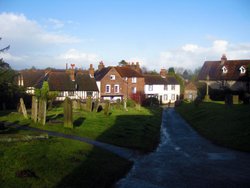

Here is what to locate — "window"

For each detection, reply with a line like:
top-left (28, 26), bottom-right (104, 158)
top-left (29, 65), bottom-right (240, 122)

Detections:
top-left (222, 66), bottom-right (228, 74)
top-left (171, 94), bottom-right (175, 100)
top-left (87, 91), bottom-right (93, 96)
top-left (149, 85), bottom-right (153, 91)
top-left (164, 85), bottom-right (168, 90)
top-left (114, 84), bottom-right (119, 93)
top-left (164, 94), bottom-right (168, 101)
top-left (110, 75), bottom-right (115, 80)
top-left (132, 87), bottom-right (137, 94)
top-left (171, 85), bottom-right (175, 90)
top-left (132, 77), bottom-right (137, 83)
top-left (69, 91), bottom-right (74, 96)
top-left (239, 66), bottom-right (246, 74)
top-left (105, 85), bottom-right (111, 93)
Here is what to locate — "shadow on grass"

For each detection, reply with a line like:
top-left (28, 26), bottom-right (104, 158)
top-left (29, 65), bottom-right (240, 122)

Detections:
top-left (55, 107), bottom-right (162, 187)
top-left (46, 113), bottom-right (64, 123)
top-left (73, 117), bottom-right (85, 127)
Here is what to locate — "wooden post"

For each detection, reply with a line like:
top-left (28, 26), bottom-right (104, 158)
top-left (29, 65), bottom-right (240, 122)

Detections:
top-left (20, 98), bottom-right (28, 119)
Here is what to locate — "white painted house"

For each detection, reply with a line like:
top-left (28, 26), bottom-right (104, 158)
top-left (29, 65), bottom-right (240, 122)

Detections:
top-left (144, 70), bottom-right (180, 104)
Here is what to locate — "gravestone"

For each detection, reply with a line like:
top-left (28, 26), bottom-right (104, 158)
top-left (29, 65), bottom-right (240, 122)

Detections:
top-left (104, 100), bottom-right (110, 116)
top-left (20, 98), bottom-right (28, 119)
top-left (86, 96), bottom-right (92, 112)
top-left (38, 99), bottom-right (46, 125)
top-left (64, 97), bottom-right (73, 128)
top-left (233, 95), bottom-right (239, 104)
top-left (31, 96), bottom-right (38, 122)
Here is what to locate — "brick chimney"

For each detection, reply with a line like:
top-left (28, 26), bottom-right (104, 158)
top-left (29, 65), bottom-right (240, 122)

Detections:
top-left (160, 68), bottom-right (167, 78)
top-left (221, 54), bottom-right (227, 65)
top-left (98, 61), bottom-right (105, 71)
top-left (89, 64), bottom-right (94, 78)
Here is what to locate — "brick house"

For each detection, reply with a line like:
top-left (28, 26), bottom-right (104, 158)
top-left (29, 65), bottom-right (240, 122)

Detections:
top-left (198, 55), bottom-right (250, 92)
top-left (94, 61), bottom-right (144, 101)
top-left (18, 65), bottom-right (99, 101)
top-left (184, 82), bottom-right (197, 101)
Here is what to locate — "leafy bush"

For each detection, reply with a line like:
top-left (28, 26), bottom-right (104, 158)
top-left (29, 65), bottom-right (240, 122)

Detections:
top-left (126, 99), bottom-right (136, 107)
top-left (142, 97), bottom-right (159, 107)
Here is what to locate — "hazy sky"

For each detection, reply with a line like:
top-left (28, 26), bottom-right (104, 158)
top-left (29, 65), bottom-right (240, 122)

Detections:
top-left (0, 0), bottom-right (250, 71)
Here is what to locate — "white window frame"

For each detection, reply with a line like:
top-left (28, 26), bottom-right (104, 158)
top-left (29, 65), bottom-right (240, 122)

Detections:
top-left (114, 84), bottom-right (119, 93)
top-left (132, 77), bottom-right (137, 83)
top-left (239, 66), bottom-right (246, 74)
top-left (110, 75), bottom-right (116, 80)
top-left (148, 85), bottom-right (153, 91)
top-left (105, 84), bottom-right (111, 93)
top-left (164, 94), bottom-right (168, 101)
top-left (171, 94), bottom-right (175, 100)
top-left (132, 87), bottom-right (137, 94)
top-left (222, 66), bottom-right (228, 74)
top-left (171, 85), bottom-right (175, 90)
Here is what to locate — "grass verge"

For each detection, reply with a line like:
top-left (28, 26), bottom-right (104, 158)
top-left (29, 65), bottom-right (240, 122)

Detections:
top-left (176, 102), bottom-right (250, 152)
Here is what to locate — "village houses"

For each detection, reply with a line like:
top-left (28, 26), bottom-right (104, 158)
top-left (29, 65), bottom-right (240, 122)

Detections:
top-left (18, 61), bottom-right (181, 104)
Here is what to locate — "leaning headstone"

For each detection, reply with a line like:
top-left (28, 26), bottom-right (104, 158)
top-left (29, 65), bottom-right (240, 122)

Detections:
top-left (20, 98), bottom-right (28, 119)
top-left (38, 99), bottom-right (47, 125)
top-left (64, 97), bottom-right (73, 128)
top-left (94, 98), bottom-right (99, 112)
top-left (31, 96), bottom-right (38, 123)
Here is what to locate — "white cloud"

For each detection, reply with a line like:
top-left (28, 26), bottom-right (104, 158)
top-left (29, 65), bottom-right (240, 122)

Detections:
top-left (48, 18), bottom-right (64, 29)
top-left (160, 40), bottom-right (250, 71)
top-left (57, 49), bottom-right (100, 68)
top-left (0, 12), bottom-right (80, 48)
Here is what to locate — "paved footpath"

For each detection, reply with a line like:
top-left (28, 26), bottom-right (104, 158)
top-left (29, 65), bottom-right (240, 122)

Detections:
top-left (3, 122), bottom-right (137, 160)
top-left (116, 108), bottom-right (250, 188)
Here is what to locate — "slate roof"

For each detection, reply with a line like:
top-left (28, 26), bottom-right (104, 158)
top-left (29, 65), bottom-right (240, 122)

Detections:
top-left (19, 69), bottom-right (99, 92)
top-left (76, 73), bottom-right (98, 91)
top-left (144, 75), bottom-right (179, 85)
top-left (94, 67), bottom-right (111, 81)
top-left (47, 72), bottom-right (75, 91)
top-left (19, 70), bottom-right (45, 87)
top-left (198, 60), bottom-right (250, 81)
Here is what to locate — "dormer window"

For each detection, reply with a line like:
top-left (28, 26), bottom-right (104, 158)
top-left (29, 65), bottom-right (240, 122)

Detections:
top-left (110, 75), bottom-right (115, 80)
top-left (222, 66), bottom-right (228, 74)
top-left (239, 66), bottom-right (246, 74)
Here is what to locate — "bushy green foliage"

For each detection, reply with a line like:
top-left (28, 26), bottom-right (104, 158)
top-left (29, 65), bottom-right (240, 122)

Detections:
top-left (142, 97), bottom-right (159, 107)
top-left (126, 99), bottom-right (136, 107)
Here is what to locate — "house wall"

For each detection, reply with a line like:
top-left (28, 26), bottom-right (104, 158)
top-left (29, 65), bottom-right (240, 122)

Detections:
top-left (144, 84), bottom-right (180, 104)
top-left (205, 80), bottom-right (247, 91)
top-left (99, 67), bottom-right (144, 101)
top-left (184, 90), bottom-right (197, 101)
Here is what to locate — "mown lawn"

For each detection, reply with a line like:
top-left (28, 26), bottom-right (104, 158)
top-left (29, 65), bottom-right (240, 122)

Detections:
top-left (0, 135), bottom-right (132, 188)
top-left (0, 106), bottom-right (162, 187)
top-left (176, 102), bottom-right (250, 152)
top-left (0, 107), bottom-right (162, 152)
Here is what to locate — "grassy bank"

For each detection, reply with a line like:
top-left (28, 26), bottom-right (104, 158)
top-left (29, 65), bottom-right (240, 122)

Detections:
top-left (176, 102), bottom-right (250, 152)
top-left (0, 135), bottom-right (132, 188)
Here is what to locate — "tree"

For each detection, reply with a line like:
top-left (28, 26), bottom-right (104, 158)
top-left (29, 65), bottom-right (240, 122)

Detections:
top-left (118, 60), bottom-right (128, 66)
top-left (0, 38), bottom-right (23, 109)
top-left (168, 67), bottom-right (175, 75)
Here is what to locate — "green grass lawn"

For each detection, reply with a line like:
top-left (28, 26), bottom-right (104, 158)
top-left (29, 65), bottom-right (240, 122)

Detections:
top-left (0, 135), bottom-right (132, 188)
top-left (0, 106), bottom-right (162, 187)
top-left (176, 102), bottom-right (250, 152)
top-left (0, 107), bottom-right (162, 152)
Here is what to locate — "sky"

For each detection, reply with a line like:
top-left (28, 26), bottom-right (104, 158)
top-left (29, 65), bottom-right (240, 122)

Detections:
top-left (0, 0), bottom-right (250, 72)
